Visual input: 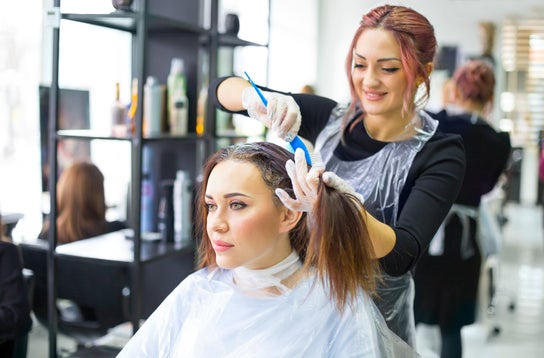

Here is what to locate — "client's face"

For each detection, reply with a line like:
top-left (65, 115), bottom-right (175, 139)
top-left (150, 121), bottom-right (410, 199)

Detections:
top-left (205, 160), bottom-right (292, 270)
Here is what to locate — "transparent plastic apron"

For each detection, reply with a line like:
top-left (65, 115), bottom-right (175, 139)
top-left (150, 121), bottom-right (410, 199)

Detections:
top-left (314, 105), bottom-right (438, 347)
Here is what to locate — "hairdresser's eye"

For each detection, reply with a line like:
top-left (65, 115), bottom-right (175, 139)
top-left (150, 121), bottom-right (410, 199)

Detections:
top-left (382, 67), bottom-right (400, 73)
top-left (230, 201), bottom-right (247, 210)
top-left (353, 63), bottom-right (366, 70)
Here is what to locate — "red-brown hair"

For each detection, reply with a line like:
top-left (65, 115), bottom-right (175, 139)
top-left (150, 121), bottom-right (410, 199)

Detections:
top-left (453, 59), bottom-right (495, 105)
top-left (344, 5), bottom-right (437, 125)
top-left (195, 142), bottom-right (380, 312)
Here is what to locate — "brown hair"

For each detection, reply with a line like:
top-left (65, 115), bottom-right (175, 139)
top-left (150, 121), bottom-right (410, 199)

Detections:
top-left (453, 59), bottom-right (495, 105)
top-left (41, 161), bottom-right (108, 244)
top-left (195, 142), bottom-right (380, 311)
top-left (344, 5), bottom-right (436, 124)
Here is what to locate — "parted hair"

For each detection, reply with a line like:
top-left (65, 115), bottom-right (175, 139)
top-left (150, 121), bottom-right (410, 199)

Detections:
top-left (195, 142), bottom-right (380, 312)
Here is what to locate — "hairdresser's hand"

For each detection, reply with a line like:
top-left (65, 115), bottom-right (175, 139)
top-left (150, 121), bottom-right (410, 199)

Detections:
top-left (322, 172), bottom-right (365, 205)
top-left (275, 148), bottom-right (324, 212)
top-left (242, 87), bottom-right (301, 142)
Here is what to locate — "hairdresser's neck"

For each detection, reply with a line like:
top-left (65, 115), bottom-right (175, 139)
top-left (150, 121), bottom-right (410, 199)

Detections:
top-left (364, 110), bottom-right (415, 142)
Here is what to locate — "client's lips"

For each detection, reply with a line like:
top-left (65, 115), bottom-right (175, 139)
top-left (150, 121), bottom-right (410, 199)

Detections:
top-left (212, 239), bottom-right (234, 252)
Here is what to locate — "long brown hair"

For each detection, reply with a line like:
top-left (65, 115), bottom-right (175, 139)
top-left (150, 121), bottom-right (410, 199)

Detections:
top-left (41, 161), bottom-right (108, 244)
top-left (195, 142), bottom-right (380, 312)
top-left (344, 5), bottom-right (437, 126)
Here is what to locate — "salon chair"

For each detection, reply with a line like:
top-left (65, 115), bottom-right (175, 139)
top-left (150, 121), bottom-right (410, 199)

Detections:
top-left (19, 242), bottom-right (131, 349)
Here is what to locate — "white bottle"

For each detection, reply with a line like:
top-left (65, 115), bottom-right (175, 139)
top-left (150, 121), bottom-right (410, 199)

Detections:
top-left (144, 76), bottom-right (163, 136)
top-left (167, 58), bottom-right (189, 135)
top-left (173, 170), bottom-right (193, 244)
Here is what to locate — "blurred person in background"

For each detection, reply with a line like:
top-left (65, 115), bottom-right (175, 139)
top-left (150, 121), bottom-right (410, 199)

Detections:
top-left (414, 59), bottom-right (511, 358)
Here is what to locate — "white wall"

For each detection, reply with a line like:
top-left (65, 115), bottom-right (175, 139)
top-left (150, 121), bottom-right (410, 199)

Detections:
top-left (268, 0), bottom-right (318, 92)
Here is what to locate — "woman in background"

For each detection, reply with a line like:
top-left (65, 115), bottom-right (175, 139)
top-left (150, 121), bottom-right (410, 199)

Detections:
top-left (39, 161), bottom-right (125, 244)
top-left (0, 214), bottom-right (32, 357)
top-left (210, 4), bottom-right (465, 346)
top-left (118, 142), bottom-right (416, 357)
top-left (414, 59), bottom-right (512, 358)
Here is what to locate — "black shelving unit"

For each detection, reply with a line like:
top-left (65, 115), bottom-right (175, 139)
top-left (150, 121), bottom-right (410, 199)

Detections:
top-left (44, 1), bottom-right (270, 356)
top-left (204, 0), bottom-right (270, 149)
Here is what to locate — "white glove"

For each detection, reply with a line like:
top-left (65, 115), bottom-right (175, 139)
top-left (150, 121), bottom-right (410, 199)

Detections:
top-left (242, 87), bottom-right (301, 142)
top-left (322, 172), bottom-right (365, 205)
top-left (275, 148), bottom-right (324, 212)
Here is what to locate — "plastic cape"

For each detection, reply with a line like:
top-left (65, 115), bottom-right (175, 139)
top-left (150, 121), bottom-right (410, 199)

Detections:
top-left (314, 105), bottom-right (438, 347)
top-left (117, 268), bottom-right (417, 357)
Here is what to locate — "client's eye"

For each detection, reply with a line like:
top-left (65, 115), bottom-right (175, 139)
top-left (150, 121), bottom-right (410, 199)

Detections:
top-left (230, 201), bottom-right (246, 210)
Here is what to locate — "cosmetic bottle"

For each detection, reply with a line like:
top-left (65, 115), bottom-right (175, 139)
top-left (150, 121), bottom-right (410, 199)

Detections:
top-left (111, 82), bottom-right (126, 136)
top-left (167, 58), bottom-right (189, 135)
top-left (158, 180), bottom-right (175, 243)
top-left (143, 76), bottom-right (163, 136)
top-left (173, 170), bottom-right (193, 244)
top-left (126, 78), bottom-right (138, 136)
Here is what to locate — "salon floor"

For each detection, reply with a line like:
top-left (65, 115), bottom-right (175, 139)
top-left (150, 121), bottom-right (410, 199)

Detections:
top-left (25, 203), bottom-right (544, 358)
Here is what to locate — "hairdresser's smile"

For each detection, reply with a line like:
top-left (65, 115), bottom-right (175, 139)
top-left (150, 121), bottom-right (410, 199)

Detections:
top-left (363, 89), bottom-right (387, 101)
top-left (205, 160), bottom-right (292, 270)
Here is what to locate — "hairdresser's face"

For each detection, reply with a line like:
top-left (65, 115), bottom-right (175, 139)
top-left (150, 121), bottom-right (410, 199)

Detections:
top-left (205, 160), bottom-right (292, 270)
top-left (352, 28), bottom-right (407, 119)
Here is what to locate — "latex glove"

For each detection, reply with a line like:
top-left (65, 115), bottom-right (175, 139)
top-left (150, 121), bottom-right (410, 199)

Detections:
top-left (242, 87), bottom-right (301, 142)
top-left (322, 171), bottom-right (365, 205)
top-left (275, 148), bottom-right (324, 212)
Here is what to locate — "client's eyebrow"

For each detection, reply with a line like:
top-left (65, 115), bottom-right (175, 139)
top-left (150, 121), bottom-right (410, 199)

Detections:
top-left (205, 192), bottom-right (249, 200)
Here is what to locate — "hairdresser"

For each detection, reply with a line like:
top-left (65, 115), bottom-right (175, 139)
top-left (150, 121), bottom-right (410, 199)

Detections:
top-left (209, 5), bottom-right (465, 347)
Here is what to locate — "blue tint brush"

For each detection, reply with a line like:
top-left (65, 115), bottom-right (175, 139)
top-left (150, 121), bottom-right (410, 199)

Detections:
top-left (244, 71), bottom-right (316, 166)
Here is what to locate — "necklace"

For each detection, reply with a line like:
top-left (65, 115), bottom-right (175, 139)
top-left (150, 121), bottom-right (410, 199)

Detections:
top-left (363, 113), bottom-right (420, 142)
top-left (233, 251), bottom-right (302, 295)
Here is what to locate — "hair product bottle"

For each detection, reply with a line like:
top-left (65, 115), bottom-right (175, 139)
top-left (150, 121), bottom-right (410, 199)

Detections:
top-left (173, 170), bottom-right (193, 244)
top-left (167, 58), bottom-right (189, 135)
top-left (143, 76), bottom-right (163, 136)
top-left (111, 82), bottom-right (126, 136)
top-left (158, 180), bottom-right (175, 243)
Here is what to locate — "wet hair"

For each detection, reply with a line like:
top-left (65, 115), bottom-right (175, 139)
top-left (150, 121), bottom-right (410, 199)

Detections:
top-left (345, 5), bottom-right (436, 123)
top-left (196, 142), bottom-right (380, 311)
top-left (41, 161), bottom-right (108, 244)
top-left (452, 59), bottom-right (495, 105)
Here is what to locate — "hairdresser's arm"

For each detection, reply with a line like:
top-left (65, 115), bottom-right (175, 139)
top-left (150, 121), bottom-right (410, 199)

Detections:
top-left (364, 214), bottom-right (396, 259)
top-left (210, 76), bottom-right (337, 144)
top-left (381, 134), bottom-right (466, 275)
top-left (215, 76), bottom-right (251, 111)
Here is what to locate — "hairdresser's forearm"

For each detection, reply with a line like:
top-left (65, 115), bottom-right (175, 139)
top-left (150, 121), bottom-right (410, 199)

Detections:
top-left (365, 212), bottom-right (396, 259)
top-left (216, 77), bottom-right (251, 111)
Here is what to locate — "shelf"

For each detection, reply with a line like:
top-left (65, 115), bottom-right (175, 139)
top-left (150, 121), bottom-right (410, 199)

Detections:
top-left (62, 12), bottom-right (206, 34)
top-left (56, 129), bottom-right (211, 143)
top-left (217, 34), bottom-right (267, 47)
top-left (56, 129), bottom-right (132, 141)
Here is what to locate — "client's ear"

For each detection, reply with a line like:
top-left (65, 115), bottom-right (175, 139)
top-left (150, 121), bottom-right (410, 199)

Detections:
top-left (279, 207), bottom-right (303, 234)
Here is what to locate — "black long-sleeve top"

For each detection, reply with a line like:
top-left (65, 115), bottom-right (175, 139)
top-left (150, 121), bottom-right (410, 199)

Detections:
top-left (0, 241), bottom-right (32, 341)
top-left (430, 109), bottom-right (511, 207)
top-left (210, 78), bottom-right (466, 276)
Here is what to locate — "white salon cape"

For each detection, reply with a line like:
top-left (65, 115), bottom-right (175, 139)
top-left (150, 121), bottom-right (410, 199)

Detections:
top-left (117, 267), bottom-right (417, 357)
